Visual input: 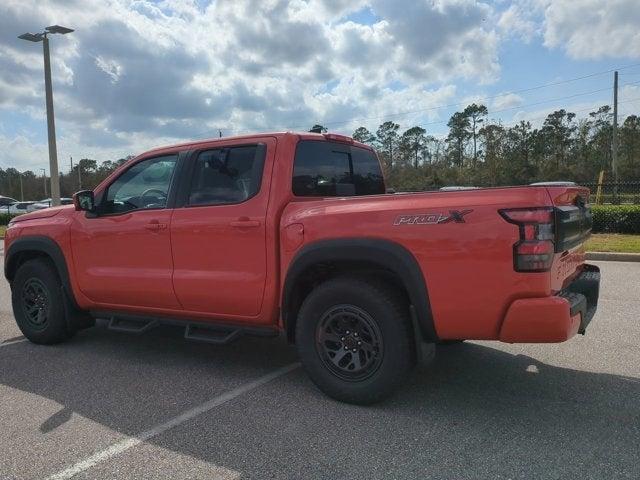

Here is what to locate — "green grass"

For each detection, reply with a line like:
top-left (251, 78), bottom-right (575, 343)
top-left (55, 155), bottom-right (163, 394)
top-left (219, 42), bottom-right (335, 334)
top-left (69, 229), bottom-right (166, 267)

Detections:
top-left (0, 225), bottom-right (6, 238)
top-left (585, 233), bottom-right (640, 253)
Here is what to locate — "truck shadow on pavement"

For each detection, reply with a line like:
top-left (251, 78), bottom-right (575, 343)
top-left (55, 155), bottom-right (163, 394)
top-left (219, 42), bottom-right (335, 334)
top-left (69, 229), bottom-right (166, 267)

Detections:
top-left (1, 325), bottom-right (638, 479)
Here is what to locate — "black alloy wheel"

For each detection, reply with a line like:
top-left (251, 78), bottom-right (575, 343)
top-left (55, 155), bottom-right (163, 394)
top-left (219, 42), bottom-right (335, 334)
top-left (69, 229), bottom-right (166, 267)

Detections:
top-left (316, 304), bottom-right (384, 381)
top-left (21, 277), bottom-right (51, 330)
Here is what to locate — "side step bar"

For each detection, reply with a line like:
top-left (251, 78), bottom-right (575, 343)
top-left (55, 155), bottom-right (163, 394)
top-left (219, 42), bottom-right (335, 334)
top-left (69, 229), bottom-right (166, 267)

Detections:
top-left (184, 324), bottom-right (242, 345)
top-left (97, 312), bottom-right (278, 345)
top-left (108, 317), bottom-right (159, 334)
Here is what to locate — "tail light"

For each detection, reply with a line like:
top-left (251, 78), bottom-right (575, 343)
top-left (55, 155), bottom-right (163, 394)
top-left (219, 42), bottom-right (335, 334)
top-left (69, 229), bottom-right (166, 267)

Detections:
top-left (499, 207), bottom-right (555, 272)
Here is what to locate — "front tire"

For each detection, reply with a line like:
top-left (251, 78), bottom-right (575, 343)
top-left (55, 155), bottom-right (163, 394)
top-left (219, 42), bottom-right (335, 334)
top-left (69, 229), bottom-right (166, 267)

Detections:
top-left (296, 277), bottom-right (415, 405)
top-left (11, 259), bottom-right (73, 345)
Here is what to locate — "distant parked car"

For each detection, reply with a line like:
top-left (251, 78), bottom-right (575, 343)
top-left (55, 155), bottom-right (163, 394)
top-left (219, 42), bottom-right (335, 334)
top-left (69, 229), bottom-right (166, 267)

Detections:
top-left (439, 186), bottom-right (480, 191)
top-left (530, 181), bottom-right (576, 186)
top-left (0, 195), bottom-right (17, 206)
top-left (8, 201), bottom-right (36, 216)
top-left (26, 198), bottom-right (74, 212)
top-left (0, 196), bottom-right (17, 213)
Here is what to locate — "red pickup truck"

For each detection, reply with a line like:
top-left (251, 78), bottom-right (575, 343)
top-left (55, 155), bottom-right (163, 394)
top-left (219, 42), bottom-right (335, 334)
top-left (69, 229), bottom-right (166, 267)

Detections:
top-left (4, 132), bottom-right (599, 404)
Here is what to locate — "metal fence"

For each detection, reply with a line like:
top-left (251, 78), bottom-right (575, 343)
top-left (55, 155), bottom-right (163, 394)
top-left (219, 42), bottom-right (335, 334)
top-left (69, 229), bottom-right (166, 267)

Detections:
top-left (581, 181), bottom-right (640, 205)
top-left (579, 181), bottom-right (640, 234)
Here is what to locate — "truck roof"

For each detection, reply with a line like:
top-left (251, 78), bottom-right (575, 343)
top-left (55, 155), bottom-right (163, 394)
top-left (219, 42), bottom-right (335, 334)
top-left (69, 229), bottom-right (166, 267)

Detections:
top-left (142, 131), bottom-right (373, 157)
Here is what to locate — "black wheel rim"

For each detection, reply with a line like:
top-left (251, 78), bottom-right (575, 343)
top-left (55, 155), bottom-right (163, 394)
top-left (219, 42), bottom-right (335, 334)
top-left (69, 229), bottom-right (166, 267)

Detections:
top-left (315, 304), bottom-right (384, 381)
top-left (21, 278), bottom-right (50, 330)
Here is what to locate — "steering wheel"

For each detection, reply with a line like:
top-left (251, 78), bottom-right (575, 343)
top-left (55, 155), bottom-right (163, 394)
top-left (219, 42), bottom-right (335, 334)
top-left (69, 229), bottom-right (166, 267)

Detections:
top-left (139, 188), bottom-right (167, 207)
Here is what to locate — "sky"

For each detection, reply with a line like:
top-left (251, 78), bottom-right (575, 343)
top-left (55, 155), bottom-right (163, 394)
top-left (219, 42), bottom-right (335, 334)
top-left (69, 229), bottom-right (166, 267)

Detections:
top-left (1, 0), bottom-right (640, 172)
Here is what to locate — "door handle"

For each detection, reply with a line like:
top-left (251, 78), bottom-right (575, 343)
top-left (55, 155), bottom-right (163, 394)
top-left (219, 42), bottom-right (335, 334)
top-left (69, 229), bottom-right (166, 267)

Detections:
top-left (229, 217), bottom-right (261, 228)
top-left (145, 220), bottom-right (167, 231)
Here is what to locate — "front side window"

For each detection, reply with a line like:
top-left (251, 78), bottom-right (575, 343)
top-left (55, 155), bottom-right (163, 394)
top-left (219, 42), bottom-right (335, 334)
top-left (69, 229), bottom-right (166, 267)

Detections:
top-left (292, 141), bottom-right (385, 197)
top-left (101, 155), bottom-right (177, 214)
top-left (188, 145), bottom-right (265, 206)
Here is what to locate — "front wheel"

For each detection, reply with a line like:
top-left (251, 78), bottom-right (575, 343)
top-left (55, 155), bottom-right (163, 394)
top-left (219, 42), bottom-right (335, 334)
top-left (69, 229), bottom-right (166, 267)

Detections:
top-left (11, 259), bottom-right (73, 344)
top-left (296, 277), bottom-right (415, 405)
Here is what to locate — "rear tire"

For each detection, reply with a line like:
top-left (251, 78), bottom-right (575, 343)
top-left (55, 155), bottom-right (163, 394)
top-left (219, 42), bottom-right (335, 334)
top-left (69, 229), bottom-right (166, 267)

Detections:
top-left (11, 259), bottom-right (73, 345)
top-left (296, 277), bottom-right (415, 405)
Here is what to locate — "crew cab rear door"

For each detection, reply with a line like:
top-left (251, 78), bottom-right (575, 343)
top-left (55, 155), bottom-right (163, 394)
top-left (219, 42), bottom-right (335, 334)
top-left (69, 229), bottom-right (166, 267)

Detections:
top-left (169, 138), bottom-right (275, 320)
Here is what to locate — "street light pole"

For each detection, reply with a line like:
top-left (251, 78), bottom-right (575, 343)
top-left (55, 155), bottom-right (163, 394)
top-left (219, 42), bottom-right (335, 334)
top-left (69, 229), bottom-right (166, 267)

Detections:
top-left (42, 34), bottom-right (61, 206)
top-left (18, 25), bottom-right (74, 207)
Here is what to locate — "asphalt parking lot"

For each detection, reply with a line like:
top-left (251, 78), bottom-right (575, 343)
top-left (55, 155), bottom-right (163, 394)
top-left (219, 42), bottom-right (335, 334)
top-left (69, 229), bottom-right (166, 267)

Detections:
top-left (1, 260), bottom-right (639, 480)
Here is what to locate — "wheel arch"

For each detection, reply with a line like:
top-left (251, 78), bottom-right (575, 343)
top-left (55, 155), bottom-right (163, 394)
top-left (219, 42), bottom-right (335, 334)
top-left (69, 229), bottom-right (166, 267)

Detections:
top-left (5, 235), bottom-right (78, 309)
top-left (281, 238), bottom-right (438, 343)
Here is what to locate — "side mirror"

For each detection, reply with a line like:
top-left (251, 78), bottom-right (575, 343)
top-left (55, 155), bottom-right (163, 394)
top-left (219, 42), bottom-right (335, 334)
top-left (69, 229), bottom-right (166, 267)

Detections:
top-left (73, 190), bottom-right (95, 212)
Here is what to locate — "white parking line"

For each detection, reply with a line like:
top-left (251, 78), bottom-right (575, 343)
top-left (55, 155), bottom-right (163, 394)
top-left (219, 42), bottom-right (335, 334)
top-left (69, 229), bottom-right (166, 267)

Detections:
top-left (47, 362), bottom-right (301, 480)
top-left (0, 338), bottom-right (28, 348)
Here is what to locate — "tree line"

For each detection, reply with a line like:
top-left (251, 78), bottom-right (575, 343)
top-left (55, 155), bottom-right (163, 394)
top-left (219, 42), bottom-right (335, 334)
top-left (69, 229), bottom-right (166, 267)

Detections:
top-left (346, 104), bottom-right (639, 191)
top-left (0, 157), bottom-right (131, 201)
top-left (2, 103), bottom-right (638, 201)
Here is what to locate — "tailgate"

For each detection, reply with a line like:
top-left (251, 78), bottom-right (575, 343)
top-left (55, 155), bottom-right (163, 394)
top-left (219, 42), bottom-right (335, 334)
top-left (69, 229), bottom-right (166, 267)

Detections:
top-left (547, 186), bottom-right (592, 289)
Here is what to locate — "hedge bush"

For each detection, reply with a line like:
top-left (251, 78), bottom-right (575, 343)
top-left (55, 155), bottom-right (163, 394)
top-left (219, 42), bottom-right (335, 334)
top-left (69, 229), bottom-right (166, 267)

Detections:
top-left (592, 205), bottom-right (640, 234)
top-left (0, 213), bottom-right (12, 226)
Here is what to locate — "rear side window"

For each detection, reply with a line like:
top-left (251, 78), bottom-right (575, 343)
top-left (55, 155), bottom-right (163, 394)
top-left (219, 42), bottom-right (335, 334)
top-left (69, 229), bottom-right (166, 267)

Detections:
top-left (188, 144), bottom-right (266, 206)
top-left (292, 141), bottom-right (385, 197)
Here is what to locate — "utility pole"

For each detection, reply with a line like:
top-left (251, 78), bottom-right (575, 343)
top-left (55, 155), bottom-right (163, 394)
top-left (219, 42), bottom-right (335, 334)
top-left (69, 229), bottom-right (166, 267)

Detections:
top-left (218, 129), bottom-right (222, 138)
top-left (19, 173), bottom-right (23, 201)
top-left (40, 168), bottom-right (48, 197)
top-left (612, 71), bottom-right (619, 201)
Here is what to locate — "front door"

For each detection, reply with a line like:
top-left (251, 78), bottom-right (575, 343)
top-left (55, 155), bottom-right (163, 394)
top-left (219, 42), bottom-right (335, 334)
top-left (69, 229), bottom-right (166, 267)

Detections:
top-left (170, 141), bottom-right (273, 320)
top-left (70, 154), bottom-right (181, 310)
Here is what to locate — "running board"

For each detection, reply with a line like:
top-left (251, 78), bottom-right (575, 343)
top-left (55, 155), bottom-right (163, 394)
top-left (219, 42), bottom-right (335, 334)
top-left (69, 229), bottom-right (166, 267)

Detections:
top-left (184, 324), bottom-right (243, 345)
top-left (93, 310), bottom-right (279, 344)
top-left (108, 317), bottom-right (159, 334)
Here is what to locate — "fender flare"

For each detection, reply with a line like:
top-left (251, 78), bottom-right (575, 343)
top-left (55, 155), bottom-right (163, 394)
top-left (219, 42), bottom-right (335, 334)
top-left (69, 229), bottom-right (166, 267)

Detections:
top-left (5, 235), bottom-right (79, 309)
top-left (282, 238), bottom-right (438, 342)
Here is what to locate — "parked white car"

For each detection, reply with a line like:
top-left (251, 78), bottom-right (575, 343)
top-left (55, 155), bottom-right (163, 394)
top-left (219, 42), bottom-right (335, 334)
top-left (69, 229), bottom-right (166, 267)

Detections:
top-left (0, 195), bottom-right (17, 214)
top-left (26, 198), bottom-right (74, 212)
top-left (8, 201), bottom-right (36, 215)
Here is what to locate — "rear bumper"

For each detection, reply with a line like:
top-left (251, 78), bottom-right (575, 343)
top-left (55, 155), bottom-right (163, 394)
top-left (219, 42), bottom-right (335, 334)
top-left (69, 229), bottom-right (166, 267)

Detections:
top-left (499, 264), bottom-right (600, 343)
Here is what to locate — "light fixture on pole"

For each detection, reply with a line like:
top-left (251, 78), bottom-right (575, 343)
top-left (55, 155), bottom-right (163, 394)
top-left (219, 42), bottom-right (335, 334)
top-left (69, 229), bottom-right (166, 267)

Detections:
top-left (18, 25), bottom-right (74, 207)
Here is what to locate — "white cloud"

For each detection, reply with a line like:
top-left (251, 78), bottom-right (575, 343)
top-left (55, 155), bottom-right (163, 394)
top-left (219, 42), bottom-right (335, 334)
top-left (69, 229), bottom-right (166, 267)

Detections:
top-left (542, 0), bottom-right (640, 59)
top-left (0, 0), bottom-right (500, 168)
top-left (492, 92), bottom-right (524, 110)
top-left (618, 83), bottom-right (640, 118)
top-left (498, 4), bottom-right (538, 43)
top-left (0, 134), bottom-right (48, 171)
top-left (94, 56), bottom-right (122, 84)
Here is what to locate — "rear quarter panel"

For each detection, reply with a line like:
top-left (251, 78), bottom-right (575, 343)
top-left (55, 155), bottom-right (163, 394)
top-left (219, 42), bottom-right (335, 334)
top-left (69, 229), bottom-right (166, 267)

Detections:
top-left (281, 187), bottom-right (554, 340)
